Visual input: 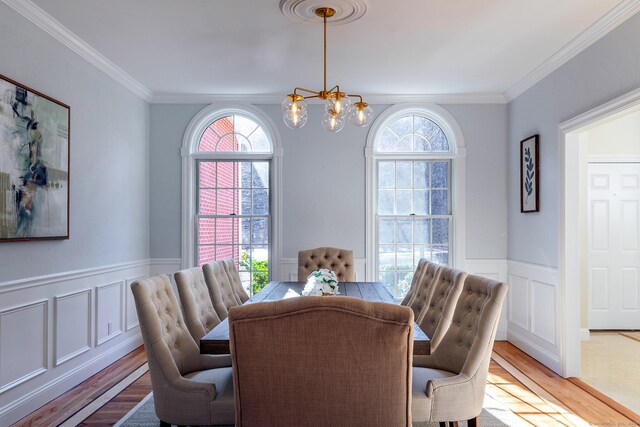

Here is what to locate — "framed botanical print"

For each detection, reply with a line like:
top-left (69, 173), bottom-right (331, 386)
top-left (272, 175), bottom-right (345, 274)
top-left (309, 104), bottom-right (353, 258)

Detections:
top-left (520, 134), bottom-right (539, 213)
top-left (0, 73), bottom-right (70, 242)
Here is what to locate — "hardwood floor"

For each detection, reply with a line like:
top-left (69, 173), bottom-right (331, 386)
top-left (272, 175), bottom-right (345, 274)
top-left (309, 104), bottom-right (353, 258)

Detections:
top-left (13, 342), bottom-right (640, 426)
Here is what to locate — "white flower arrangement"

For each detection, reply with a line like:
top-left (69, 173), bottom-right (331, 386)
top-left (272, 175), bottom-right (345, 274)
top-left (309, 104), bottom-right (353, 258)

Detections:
top-left (303, 268), bottom-right (340, 296)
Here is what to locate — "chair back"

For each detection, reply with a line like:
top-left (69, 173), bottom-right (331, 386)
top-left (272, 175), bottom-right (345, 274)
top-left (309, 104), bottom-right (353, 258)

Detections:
top-left (229, 297), bottom-right (414, 427)
top-left (297, 247), bottom-right (355, 282)
top-left (401, 258), bottom-right (428, 306)
top-left (416, 266), bottom-right (466, 352)
top-left (131, 275), bottom-right (201, 384)
top-left (175, 267), bottom-right (222, 342)
top-left (426, 274), bottom-right (507, 414)
top-left (406, 261), bottom-right (441, 318)
top-left (203, 261), bottom-right (241, 319)
top-left (222, 258), bottom-right (250, 303)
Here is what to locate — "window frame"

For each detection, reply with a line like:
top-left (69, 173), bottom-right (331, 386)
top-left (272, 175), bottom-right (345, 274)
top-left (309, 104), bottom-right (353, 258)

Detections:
top-left (182, 104), bottom-right (282, 280)
top-left (365, 104), bottom-right (466, 283)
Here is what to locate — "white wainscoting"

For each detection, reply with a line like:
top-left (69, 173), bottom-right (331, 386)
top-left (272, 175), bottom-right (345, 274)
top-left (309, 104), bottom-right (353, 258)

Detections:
top-left (463, 259), bottom-right (509, 341)
top-left (0, 260), bottom-right (149, 426)
top-left (506, 260), bottom-right (561, 374)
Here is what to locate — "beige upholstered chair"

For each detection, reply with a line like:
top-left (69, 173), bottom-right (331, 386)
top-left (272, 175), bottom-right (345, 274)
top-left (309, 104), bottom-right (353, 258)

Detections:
top-left (297, 247), bottom-right (355, 282)
top-left (416, 265), bottom-right (467, 353)
top-left (401, 258), bottom-right (429, 306)
top-left (222, 258), bottom-right (250, 303)
top-left (131, 275), bottom-right (234, 426)
top-left (229, 296), bottom-right (414, 427)
top-left (405, 261), bottom-right (442, 319)
top-left (174, 267), bottom-right (222, 342)
top-left (412, 274), bottom-right (508, 426)
top-left (203, 260), bottom-right (241, 319)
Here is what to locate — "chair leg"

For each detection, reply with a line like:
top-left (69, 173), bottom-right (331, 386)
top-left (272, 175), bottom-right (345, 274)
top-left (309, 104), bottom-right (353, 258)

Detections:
top-left (160, 422), bottom-right (170, 427)
top-left (451, 422), bottom-right (459, 427)
top-left (439, 422), bottom-right (448, 427)
top-left (467, 416), bottom-right (478, 427)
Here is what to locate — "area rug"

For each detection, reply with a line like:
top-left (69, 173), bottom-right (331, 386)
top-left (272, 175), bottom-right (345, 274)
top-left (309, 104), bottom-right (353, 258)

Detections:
top-left (115, 391), bottom-right (524, 426)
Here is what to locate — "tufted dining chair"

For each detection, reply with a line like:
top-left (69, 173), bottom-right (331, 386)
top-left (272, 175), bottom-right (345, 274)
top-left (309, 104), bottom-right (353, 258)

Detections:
top-left (405, 261), bottom-right (442, 320)
top-left (131, 275), bottom-right (234, 426)
top-left (222, 258), bottom-right (250, 303)
top-left (229, 296), bottom-right (414, 427)
top-left (297, 247), bottom-right (355, 282)
top-left (174, 267), bottom-right (222, 342)
top-left (411, 274), bottom-right (508, 426)
top-left (415, 265), bottom-right (467, 353)
top-left (401, 258), bottom-right (429, 306)
top-left (203, 260), bottom-right (241, 320)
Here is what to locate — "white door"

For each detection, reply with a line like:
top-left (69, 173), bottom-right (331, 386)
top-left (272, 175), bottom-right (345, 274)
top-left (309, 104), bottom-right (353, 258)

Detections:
top-left (588, 163), bottom-right (640, 329)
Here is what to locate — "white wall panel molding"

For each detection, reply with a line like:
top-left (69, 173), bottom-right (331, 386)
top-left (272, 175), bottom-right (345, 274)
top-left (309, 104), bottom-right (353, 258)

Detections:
top-left (0, 300), bottom-right (48, 394)
top-left (95, 282), bottom-right (124, 346)
top-left (280, 258), bottom-right (366, 282)
top-left (506, 260), bottom-right (561, 373)
top-left (0, 259), bottom-right (150, 294)
top-left (464, 258), bottom-right (509, 340)
top-left (54, 289), bottom-right (91, 366)
top-left (505, 0), bottom-right (640, 101)
top-left (125, 276), bottom-right (146, 331)
top-left (0, 0), bottom-right (153, 101)
top-left (0, 333), bottom-right (141, 426)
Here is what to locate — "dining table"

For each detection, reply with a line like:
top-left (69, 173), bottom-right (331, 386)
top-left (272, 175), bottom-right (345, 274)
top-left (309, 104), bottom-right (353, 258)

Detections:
top-left (200, 281), bottom-right (431, 355)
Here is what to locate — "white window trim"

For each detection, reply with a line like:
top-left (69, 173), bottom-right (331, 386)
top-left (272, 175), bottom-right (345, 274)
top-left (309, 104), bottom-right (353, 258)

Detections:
top-left (181, 103), bottom-right (283, 281)
top-left (365, 103), bottom-right (466, 281)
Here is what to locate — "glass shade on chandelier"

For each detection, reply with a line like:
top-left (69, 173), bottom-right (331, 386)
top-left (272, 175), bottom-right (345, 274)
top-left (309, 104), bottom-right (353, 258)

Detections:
top-left (347, 102), bottom-right (373, 127)
top-left (325, 93), bottom-right (351, 118)
top-left (321, 110), bottom-right (345, 132)
top-left (282, 94), bottom-right (308, 129)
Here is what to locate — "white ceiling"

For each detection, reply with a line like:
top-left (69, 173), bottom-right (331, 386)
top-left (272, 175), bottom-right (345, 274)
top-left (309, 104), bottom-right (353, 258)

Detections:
top-left (29, 0), bottom-right (625, 99)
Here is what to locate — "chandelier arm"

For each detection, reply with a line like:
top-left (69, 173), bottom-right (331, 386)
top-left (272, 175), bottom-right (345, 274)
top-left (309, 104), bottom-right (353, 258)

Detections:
top-left (294, 87), bottom-right (321, 95)
top-left (302, 94), bottom-right (321, 99)
top-left (327, 85), bottom-right (340, 94)
top-left (347, 94), bottom-right (364, 102)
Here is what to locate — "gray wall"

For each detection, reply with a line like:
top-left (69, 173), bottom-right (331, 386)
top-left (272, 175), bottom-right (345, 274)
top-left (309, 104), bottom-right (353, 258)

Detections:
top-left (0, 3), bottom-right (150, 282)
top-left (507, 12), bottom-right (640, 267)
top-left (149, 102), bottom-right (508, 261)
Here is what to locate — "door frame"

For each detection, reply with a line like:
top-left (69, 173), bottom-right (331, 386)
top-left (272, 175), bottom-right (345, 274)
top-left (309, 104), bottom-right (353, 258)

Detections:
top-left (559, 87), bottom-right (640, 377)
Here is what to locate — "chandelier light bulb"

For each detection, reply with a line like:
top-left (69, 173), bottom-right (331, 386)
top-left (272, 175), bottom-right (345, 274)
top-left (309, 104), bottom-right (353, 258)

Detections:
top-left (321, 110), bottom-right (345, 132)
top-left (348, 102), bottom-right (373, 127)
top-left (325, 94), bottom-right (352, 118)
top-left (282, 94), bottom-right (307, 117)
top-left (284, 109), bottom-right (307, 129)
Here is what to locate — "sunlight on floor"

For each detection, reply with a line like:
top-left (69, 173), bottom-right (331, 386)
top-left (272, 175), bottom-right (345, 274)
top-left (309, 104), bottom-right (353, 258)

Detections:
top-left (581, 332), bottom-right (640, 415)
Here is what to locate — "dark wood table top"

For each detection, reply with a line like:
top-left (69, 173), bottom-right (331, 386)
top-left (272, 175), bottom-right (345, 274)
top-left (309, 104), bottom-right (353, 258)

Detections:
top-left (200, 281), bottom-right (431, 355)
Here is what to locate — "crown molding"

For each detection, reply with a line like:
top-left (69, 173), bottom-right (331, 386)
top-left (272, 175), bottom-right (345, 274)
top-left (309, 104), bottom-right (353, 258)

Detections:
top-left (151, 92), bottom-right (508, 105)
top-left (1, 0), bottom-right (153, 102)
top-left (504, 0), bottom-right (640, 102)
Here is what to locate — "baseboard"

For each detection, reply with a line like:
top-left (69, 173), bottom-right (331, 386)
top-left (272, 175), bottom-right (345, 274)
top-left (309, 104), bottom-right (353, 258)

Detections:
top-left (580, 328), bottom-right (591, 341)
top-left (507, 328), bottom-right (561, 374)
top-left (0, 334), bottom-right (142, 426)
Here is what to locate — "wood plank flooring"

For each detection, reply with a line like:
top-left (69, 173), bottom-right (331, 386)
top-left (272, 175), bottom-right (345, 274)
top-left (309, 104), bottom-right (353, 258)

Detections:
top-left (13, 342), bottom-right (640, 426)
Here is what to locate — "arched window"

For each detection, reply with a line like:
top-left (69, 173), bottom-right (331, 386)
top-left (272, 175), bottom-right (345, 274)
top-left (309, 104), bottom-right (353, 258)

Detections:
top-left (366, 104), bottom-right (466, 300)
top-left (182, 105), bottom-right (282, 296)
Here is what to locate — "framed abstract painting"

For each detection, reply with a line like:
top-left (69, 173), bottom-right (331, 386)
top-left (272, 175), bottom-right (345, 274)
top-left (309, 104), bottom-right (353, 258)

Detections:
top-left (520, 134), bottom-right (539, 213)
top-left (0, 73), bottom-right (70, 242)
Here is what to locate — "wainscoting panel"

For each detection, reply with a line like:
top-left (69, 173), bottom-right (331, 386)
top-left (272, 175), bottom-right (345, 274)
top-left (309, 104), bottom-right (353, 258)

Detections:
top-left (125, 276), bottom-right (145, 331)
top-left (507, 260), bottom-right (561, 374)
top-left (54, 289), bottom-right (91, 366)
top-left (463, 259), bottom-right (509, 340)
top-left (0, 300), bottom-right (48, 394)
top-left (0, 260), bottom-right (148, 426)
top-left (95, 281), bottom-right (124, 346)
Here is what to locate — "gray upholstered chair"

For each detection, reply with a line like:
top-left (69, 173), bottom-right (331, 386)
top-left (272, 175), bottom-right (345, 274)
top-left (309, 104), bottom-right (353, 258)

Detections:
top-left (297, 247), bottom-right (355, 282)
top-left (401, 258), bottom-right (429, 306)
top-left (405, 261), bottom-right (442, 319)
top-left (229, 296), bottom-right (414, 427)
top-left (203, 260), bottom-right (241, 319)
top-left (415, 265), bottom-right (467, 353)
top-left (412, 274), bottom-right (508, 426)
top-left (174, 267), bottom-right (222, 342)
top-left (222, 258), bottom-right (250, 303)
top-left (131, 275), bottom-right (234, 426)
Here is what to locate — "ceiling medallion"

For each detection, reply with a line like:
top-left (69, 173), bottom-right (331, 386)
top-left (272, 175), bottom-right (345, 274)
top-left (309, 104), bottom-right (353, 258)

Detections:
top-left (279, 0), bottom-right (367, 25)
top-left (280, 4), bottom-right (372, 132)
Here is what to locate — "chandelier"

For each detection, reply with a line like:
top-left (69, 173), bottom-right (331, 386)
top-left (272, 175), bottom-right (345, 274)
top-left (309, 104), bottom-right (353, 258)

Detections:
top-left (282, 7), bottom-right (373, 132)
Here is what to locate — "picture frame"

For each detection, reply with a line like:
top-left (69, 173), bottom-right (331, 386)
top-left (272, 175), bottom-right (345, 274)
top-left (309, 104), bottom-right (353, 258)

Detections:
top-left (520, 134), bottom-right (539, 213)
top-left (0, 73), bottom-right (70, 242)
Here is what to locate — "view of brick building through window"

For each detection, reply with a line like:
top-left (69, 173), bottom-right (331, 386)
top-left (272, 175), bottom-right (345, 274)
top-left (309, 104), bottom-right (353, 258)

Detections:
top-left (196, 115), bottom-right (271, 295)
